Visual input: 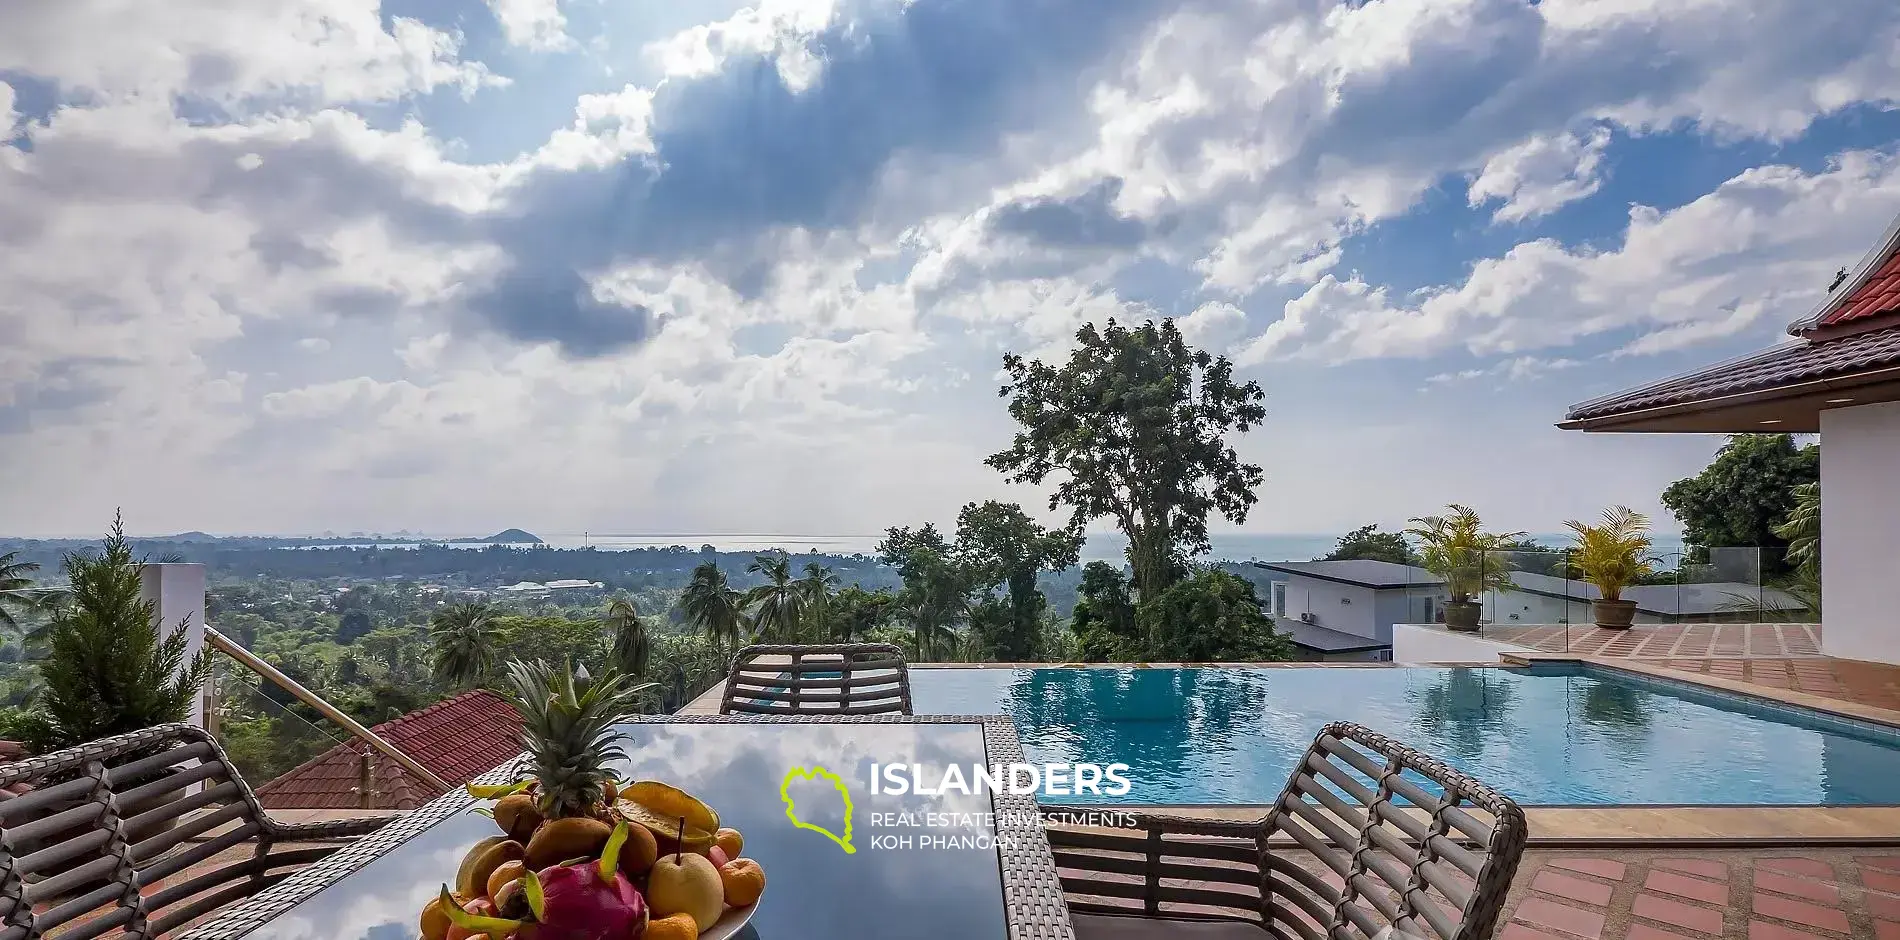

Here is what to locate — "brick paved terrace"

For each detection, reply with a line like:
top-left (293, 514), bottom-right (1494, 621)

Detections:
top-left (1504, 850), bottom-right (1900, 940)
top-left (1475, 623), bottom-right (1900, 712)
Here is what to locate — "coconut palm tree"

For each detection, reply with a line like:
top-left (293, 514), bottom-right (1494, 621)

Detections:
top-left (746, 555), bottom-right (805, 643)
top-left (0, 551), bottom-right (50, 634)
top-left (679, 561), bottom-right (749, 656)
top-left (604, 596), bottom-right (651, 679)
top-left (429, 600), bottom-right (499, 686)
top-left (1774, 481), bottom-right (1820, 573)
top-left (795, 563), bottom-right (840, 640)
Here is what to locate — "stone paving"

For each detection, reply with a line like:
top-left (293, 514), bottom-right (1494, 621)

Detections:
top-left (1484, 623), bottom-right (1823, 659)
top-left (1503, 850), bottom-right (1900, 940)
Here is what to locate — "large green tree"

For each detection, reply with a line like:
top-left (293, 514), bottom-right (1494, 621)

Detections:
top-left (1069, 562), bottom-right (1140, 662)
top-left (25, 514), bottom-right (211, 751)
top-left (1661, 434), bottom-right (1818, 573)
top-left (1320, 525), bottom-right (1418, 565)
top-left (987, 318), bottom-right (1266, 600)
top-left (879, 528), bottom-right (972, 661)
top-left (829, 586), bottom-right (896, 643)
top-left (1138, 568), bottom-right (1293, 663)
top-left (953, 500), bottom-right (1082, 662)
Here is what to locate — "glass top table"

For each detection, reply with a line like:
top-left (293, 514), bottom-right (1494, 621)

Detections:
top-left (184, 716), bottom-right (1072, 940)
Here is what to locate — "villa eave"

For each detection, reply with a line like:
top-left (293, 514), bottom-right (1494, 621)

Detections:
top-left (1558, 324), bottom-right (1900, 432)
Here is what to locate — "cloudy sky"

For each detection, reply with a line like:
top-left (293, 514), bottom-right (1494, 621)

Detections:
top-left (2, 0), bottom-right (1896, 539)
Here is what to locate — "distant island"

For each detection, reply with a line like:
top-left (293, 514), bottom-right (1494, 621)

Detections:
top-left (457, 528), bottom-right (541, 544)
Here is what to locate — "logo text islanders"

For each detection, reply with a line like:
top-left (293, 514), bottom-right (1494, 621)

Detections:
top-left (780, 762), bottom-right (1137, 853)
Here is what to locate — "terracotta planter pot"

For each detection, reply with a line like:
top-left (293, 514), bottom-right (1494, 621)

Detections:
top-left (1444, 600), bottom-right (1482, 632)
top-left (1592, 599), bottom-right (1637, 630)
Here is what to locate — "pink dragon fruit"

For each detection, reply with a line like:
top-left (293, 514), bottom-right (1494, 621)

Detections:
top-left (524, 823), bottom-right (649, 940)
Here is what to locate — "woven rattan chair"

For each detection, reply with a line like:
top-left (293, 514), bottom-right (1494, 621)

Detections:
top-left (1046, 722), bottom-right (1528, 940)
top-left (719, 642), bottom-right (912, 715)
top-left (0, 723), bottom-right (392, 940)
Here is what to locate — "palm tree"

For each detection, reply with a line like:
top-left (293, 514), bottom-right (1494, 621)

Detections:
top-left (604, 596), bottom-right (651, 679)
top-left (746, 555), bottom-right (805, 643)
top-left (1774, 482), bottom-right (1820, 572)
top-left (0, 551), bottom-right (51, 634)
top-left (430, 601), bottom-right (499, 686)
top-left (679, 561), bottom-right (749, 656)
top-left (795, 563), bottom-right (840, 640)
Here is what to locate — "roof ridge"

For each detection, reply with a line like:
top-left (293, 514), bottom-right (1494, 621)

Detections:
top-left (1789, 207), bottom-right (1900, 334)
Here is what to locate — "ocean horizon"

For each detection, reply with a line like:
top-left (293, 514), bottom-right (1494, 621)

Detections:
top-left (271, 530), bottom-right (1690, 564)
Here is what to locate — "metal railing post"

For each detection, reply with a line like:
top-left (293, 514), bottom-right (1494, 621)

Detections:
top-left (204, 626), bottom-right (453, 793)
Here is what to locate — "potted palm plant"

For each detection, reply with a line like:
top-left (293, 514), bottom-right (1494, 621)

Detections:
top-left (1407, 505), bottom-right (1524, 632)
top-left (1563, 506), bottom-right (1655, 630)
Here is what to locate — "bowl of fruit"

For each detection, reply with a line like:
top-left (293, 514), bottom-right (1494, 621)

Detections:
top-left (419, 662), bottom-right (765, 940)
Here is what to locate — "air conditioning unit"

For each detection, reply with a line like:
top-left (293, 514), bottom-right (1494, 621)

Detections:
top-left (1298, 611), bottom-right (1317, 624)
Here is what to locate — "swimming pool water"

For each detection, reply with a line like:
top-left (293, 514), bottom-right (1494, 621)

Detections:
top-left (909, 665), bottom-right (1900, 806)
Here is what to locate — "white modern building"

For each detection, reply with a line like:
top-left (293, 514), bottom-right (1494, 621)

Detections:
top-left (1561, 209), bottom-right (1900, 665)
top-left (1254, 560), bottom-right (1442, 655)
top-left (1257, 559), bottom-right (1805, 648)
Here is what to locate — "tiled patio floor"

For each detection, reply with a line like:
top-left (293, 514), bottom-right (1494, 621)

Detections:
top-left (1504, 849), bottom-right (1900, 940)
top-left (1485, 623), bottom-right (1823, 659)
top-left (1475, 623), bottom-right (1900, 713)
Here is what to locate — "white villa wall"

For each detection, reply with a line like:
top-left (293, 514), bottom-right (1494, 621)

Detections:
top-left (1482, 588), bottom-right (1663, 625)
top-left (1820, 400), bottom-right (1900, 665)
top-left (139, 563), bottom-right (207, 728)
top-left (1391, 623), bottom-right (1526, 663)
top-left (1278, 575), bottom-right (1379, 641)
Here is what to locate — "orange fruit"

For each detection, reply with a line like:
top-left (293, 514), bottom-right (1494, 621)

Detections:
top-left (420, 896), bottom-right (452, 940)
top-left (644, 913), bottom-right (699, 940)
top-left (713, 828), bottom-right (743, 858)
top-left (485, 860), bottom-right (527, 900)
top-left (615, 821), bottom-right (661, 879)
top-left (719, 858), bottom-right (766, 908)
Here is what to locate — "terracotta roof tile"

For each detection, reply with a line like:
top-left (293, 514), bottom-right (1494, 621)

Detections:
top-left (1564, 324), bottom-right (1900, 421)
top-left (256, 689), bottom-right (522, 810)
top-left (1819, 249), bottom-right (1900, 328)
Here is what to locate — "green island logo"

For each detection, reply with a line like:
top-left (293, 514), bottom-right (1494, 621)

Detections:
top-left (780, 765), bottom-right (855, 854)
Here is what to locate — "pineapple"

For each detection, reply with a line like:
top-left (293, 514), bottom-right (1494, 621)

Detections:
top-left (503, 659), bottom-right (650, 820)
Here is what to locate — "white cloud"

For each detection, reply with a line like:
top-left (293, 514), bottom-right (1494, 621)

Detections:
top-left (1468, 127), bottom-right (1612, 223)
top-left (0, 0), bottom-right (501, 105)
top-left (487, 0), bottom-right (573, 52)
top-left (6, 0), bottom-right (1900, 536)
top-left (1239, 150), bottom-right (1900, 365)
top-left (643, 0), bottom-right (848, 92)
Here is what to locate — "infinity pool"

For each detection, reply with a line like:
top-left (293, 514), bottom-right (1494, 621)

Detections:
top-left (909, 664), bottom-right (1900, 806)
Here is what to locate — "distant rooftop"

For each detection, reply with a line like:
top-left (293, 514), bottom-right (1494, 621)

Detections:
top-left (1255, 559), bottom-right (1804, 617)
top-left (1253, 559), bottom-right (1438, 589)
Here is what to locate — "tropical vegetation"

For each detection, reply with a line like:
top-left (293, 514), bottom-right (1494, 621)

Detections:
top-left (1406, 505), bottom-right (1526, 604)
top-left (20, 515), bottom-right (210, 752)
top-left (987, 319), bottom-right (1267, 601)
top-left (1661, 433), bottom-right (1818, 575)
top-left (1563, 506), bottom-right (1656, 602)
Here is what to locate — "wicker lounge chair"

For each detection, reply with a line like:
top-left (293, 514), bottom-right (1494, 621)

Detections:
top-left (1045, 722), bottom-right (1528, 940)
top-left (719, 642), bottom-right (912, 715)
top-left (0, 723), bottom-right (393, 940)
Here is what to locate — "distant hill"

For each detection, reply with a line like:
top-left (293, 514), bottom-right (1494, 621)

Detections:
top-left (157, 531), bottom-right (220, 542)
top-left (459, 528), bottom-right (542, 544)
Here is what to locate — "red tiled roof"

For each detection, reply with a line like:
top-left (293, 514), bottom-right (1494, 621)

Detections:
top-left (1818, 248), bottom-right (1900, 328)
top-left (1563, 324), bottom-right (1900, 421)
top-left (255, 689), bottom-right (522, 810)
